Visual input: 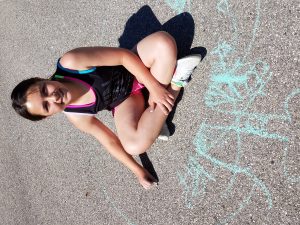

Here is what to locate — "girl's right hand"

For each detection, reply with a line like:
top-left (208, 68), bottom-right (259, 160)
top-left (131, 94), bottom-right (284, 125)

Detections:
top-left (136, 168), bottom-right (158, 189)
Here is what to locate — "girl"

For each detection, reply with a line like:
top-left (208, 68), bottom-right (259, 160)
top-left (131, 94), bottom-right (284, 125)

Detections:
top-left (11, 31), bottom-right (201, 189)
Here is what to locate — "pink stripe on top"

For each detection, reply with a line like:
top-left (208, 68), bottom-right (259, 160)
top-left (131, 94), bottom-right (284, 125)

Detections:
top-left (131, 78), bottom-right (145, 94)
top-left (62, 76), bottom-right (97, 109)
top-left (111, 78), bottom-right (145, 116)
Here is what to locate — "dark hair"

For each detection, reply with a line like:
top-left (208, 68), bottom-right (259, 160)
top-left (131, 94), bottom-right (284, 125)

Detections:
top-left (11, 77), bottom-right (47, 121)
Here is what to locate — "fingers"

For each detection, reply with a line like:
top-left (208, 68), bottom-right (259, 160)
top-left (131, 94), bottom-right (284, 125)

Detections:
top-left (148, 101), bottom-right (156, 113)
top-left (143, 182), bottom-right (158, 190)
top-left (166, 96), bottom-right (174, 107)
top-left (149, 88), bottom-right (175, 114)
top-left (168, 93), bottom-right (175, 100)
top-left (142, 181), bottom-right (154, 190)
top-left (141, 178), bottom-right (158, 190)
top-left (149, 99), bottom-right (173, 115)
top-left (139, 177), bottom-right (153, 189)
top-left (158, 103), bottom-right (171, 115)
top-left (137, 169), bottom-right (158, 190)
top-left (159, 97), bottom-right (174, 115)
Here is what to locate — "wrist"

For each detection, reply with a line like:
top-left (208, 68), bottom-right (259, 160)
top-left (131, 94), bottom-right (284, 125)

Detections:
top-left (131, 164), bottom-right (145, 177)
top-left (145, 78), bottom-right (161, 93)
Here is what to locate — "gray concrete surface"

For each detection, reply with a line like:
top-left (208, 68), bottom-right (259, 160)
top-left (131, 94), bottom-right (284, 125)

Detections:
top-left (1, 0), bottom-right (299, 224)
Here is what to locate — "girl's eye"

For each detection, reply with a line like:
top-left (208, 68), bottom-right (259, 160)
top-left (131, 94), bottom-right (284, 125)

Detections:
top-left (41, 84), bottom-right (48, 97)
top-left (43, 101), bottom-right (49, 112)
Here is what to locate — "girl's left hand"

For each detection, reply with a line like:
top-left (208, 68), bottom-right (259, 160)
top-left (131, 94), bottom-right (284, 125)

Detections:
top-left (148, 85), bottom-right (174, 115)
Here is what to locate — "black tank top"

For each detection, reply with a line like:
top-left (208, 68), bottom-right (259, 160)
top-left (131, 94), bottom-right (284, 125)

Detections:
top-left (51, 59), bottom-right (134, 115)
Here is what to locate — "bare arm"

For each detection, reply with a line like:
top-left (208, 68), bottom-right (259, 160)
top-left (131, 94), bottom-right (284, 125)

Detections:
top-left (60, 47), bottom-right (174, 114)
top-left (66, 114), bottom-right (156, 189)
top-left (60, 47), bottom-right (159, 91)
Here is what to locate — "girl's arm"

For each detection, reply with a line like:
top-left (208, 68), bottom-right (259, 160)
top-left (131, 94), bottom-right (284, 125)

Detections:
top-left (66, 114), bottom-right (156, 189)
top-left (60, 47), bottom-right (174, 114)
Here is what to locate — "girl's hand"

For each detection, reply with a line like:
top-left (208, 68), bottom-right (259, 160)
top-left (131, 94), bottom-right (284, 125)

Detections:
top-left (136, 168), bottom-right (158, 189)
top-left (148, 85), bottom-right (174, 115)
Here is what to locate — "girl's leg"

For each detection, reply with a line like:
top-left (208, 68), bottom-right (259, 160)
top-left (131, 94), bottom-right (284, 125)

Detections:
top-left (114, 31), bottom-right (180, 155)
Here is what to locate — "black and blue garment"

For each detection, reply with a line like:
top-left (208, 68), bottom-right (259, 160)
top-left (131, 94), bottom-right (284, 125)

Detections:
top-left (50, 59), bottom-right (134, 115)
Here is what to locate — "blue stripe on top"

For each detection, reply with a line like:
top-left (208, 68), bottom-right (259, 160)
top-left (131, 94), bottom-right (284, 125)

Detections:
top-left (57, 58), bottom-right (96, 74)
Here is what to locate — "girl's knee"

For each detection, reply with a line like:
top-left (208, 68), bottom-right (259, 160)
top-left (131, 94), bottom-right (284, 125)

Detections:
top-left (153, 31), bottom-right (177, 56)
top-left (123, 139), bottom-right (154, 156)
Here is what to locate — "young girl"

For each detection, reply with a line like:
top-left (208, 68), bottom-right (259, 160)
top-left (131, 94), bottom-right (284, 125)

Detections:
top-left (11, 31), bottom-right (201, 189)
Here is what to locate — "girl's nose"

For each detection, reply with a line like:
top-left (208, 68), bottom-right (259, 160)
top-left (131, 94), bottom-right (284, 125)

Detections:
top-left (45, 91), bottom-right (60, 103)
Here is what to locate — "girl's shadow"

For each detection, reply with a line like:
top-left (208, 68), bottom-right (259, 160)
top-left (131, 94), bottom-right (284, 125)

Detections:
top-left (118, 5), bottom-right (207, 182)
top-left (119, 5), bottom-right (207, 59)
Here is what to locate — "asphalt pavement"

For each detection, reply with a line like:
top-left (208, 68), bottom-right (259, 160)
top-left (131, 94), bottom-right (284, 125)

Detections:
top-left (0, 0), bottom-right (299, 224)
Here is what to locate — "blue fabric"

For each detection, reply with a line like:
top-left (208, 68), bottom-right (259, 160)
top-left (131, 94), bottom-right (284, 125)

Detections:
top-left (57, 58), bottom-right (96, 74)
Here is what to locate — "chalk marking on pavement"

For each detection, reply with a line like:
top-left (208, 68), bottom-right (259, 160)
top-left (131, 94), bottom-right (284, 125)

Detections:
top-left (177, 0), bottom-right (299, 224)
top-left (164, 0), bottom-right (188, 14)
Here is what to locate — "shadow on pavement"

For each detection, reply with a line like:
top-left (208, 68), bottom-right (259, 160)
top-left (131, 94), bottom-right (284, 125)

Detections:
top-left (139, 152), bottom-right (159, 182)
top-left (119, 5), bottom-right (207, 59)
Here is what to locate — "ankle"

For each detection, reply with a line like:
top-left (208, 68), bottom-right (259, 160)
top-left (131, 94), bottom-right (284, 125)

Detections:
top-left (170, 82), bottom-right (182, 91)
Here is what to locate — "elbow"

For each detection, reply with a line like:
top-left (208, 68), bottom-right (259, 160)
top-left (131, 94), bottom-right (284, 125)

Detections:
top-left (120, 48), bottom-right (138, 66)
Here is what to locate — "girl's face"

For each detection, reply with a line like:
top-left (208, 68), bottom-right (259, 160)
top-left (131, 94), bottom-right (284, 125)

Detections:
top-left (25, 80), bottom-right (71, 117)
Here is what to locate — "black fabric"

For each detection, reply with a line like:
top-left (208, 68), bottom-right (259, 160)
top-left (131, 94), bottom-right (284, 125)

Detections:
top-left (51, 62), bottom-right (134, 114)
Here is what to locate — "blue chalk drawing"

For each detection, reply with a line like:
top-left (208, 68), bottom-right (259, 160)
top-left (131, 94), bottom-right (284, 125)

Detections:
top-left (102, 187), bottom-right (137, 225)
top-left (164, 0), bottom-right (191, 14)
top-left (177, 0), bottom-right (299, 224)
